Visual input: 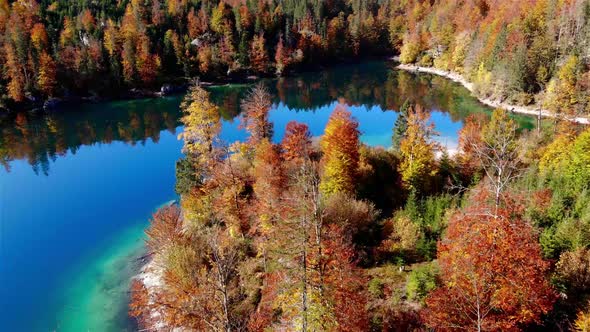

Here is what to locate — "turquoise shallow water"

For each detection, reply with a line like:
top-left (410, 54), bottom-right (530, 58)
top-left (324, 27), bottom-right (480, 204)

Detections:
top-left (54, 200), bottom-right (175, 332)
top-left (55, 221), bottom-right (147, 332)
top-left (0, 129), bottom-right (183, 331)
top-left (0, 61), bottom-right (536, 331)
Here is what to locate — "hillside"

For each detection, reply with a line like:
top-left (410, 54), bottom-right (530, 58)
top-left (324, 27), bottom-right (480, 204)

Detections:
top-left (1, 0), bottom-right (589, 116)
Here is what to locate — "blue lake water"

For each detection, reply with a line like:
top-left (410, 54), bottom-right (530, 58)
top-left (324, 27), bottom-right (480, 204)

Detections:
top-left (0, 61), bottom-right (535, 331)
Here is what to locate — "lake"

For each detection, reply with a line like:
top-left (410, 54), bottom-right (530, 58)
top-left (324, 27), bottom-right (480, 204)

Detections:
top-left (0, 61), bottom-right (535, 331)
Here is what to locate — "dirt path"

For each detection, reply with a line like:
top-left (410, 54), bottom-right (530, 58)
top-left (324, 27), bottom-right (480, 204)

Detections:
top-left (395, 61), bottom-right (589, 125)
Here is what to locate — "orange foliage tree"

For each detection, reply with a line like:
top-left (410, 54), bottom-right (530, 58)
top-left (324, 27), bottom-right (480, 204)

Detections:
top-left (274, 35), bottom-right (289, 75)
top-left (37, 52), bottom-right (57, 97)
top-left (457, 113), bottom-right (487, 176)
top-left (240, 83), bottom-right (273, 144)
top-left (319, 105), bottom-right (360, 196)
top-left (145, 205), bottom-right (182, 252)
top-left (321, 224), bottom-right (369, 331)
top-left (422, 192), bottom-right (557, 331)
top-left (250, 33), bottom-right (269, 73)
top-left (282, 121), bottom-right (312, 163)
top-left (252, 139), bottom-right (286, 235)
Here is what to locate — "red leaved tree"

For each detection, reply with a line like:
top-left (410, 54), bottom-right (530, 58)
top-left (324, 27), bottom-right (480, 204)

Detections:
top-left (321, 224), bottom-right (369, 332)
top-left (241, 83), bottom-right (273, 145)
top-left (422, 192), bottom-right (557, 331)
top-left (282, 121), bottom-right (312, 163)
top-left (145, 205), bottom-right (182, 252)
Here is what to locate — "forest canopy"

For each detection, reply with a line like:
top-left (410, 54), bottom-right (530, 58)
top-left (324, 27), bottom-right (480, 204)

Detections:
top-left (1, 0), bottom-right (589, 116)
top-left (130, 81), bottom-right (590, 331)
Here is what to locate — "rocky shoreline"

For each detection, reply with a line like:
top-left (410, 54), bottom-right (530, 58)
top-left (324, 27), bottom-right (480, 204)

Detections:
top-left (133, 254), bottom-right (171, 331)
top-left (394, 60), bottom-right (590, 125)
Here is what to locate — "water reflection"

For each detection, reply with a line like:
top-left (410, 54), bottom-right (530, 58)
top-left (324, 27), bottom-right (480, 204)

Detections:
top-left (0, 98), bottom-right (181, 175)
top-left (0, 61), bottom-right (534, 174)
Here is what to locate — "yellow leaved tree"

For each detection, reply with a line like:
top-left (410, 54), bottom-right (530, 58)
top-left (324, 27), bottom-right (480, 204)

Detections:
top-left (319, 105), bottom-right (360, 196)
top-left (178, 84), bottom-right (221, 167)
top-left (398, 104), bottom-right (439, 193)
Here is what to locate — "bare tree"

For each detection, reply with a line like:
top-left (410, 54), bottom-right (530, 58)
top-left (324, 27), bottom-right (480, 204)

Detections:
top-left (466, 109), bottom-right (520, 214)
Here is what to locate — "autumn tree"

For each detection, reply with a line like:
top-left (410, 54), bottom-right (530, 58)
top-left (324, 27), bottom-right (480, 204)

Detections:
top-left (128, 279), bottom-right (150, 329)
top-left (399, 32), bottom-right (422, 64)
top-left (422, 193), bottom-right (556, 331)
top-left (78, 9), bottom-right (96, 32)
top-left (145, 205), bottom-right (182, 252)
top-left (4, 43), bottom-right (26, 101)
top-left (4, 0), bottom-right (38, 101)
top-left (545, 56), bottom-right (581, 118)
top-left (30, 23), bottom-right (47, 52)
top-left (150, 228), bottom-right (250, 331)
top-left (275, 34), bottom-right (289, 75)
top-left (555, 248), bottom-right (590, 313)
top-left (252, 139), bottom-right (285, 236)
top-left (467, 109), bottom-right (520, 210)
top-left (319, 105), bottom-right (360, 196)
top-left (319, 224), bottom-right (370, 331)
top-left (326, 13), bottom-right (349, 59)
top-left (576, 304), bottom-right (590, 332)
top-left (240, 83), bottom-right (273, 144)
top-left (136, 35), bottom-right (160, 85)
top-left (250, 33), bottom-right (269, 73)
top-left (282, 121), bottom-right (312, 163)
top-left (457, 113), bottom-right (487, 176)
top-left (103, 19), bottom-right (119, 58)
top-left (37, 52), bottom-right (56, 97)
top-left (265, 154), bottom-right (370, 331)
top-left (398, 104), bottom-right (438, 193)
top-left (178, 84), bottom-right (221, 167)
top-left (268, 157), bottom-right (325, 331)
top-left (205, 227), bottom-right (248, 331)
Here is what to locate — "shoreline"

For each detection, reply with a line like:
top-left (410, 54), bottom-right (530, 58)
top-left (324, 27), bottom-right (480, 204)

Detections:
top-left (394, 60), bottom-right (590, 125)
top-left (134, 254), bottom-right (170, 331)
top-left (2, 56), bottom-right (394, 115)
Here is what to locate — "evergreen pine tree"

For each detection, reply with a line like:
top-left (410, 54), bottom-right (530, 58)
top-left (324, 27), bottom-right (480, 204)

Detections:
top-left (392, 99), bottom-right (411, 151)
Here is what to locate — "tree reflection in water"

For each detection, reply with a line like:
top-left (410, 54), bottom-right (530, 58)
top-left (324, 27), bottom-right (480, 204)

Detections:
top-left (0, 61), bottom-right (534, 174)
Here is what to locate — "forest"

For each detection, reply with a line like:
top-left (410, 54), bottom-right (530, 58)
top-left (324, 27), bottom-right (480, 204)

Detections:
top-left (129, 81), bottom-right (590, 331)
top-left (1, 0), bottom-right (589, 116)
top-left (2, 0), bottom-right (589, 330)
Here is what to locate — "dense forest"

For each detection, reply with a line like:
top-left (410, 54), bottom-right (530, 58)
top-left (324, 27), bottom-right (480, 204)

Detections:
top-left (1, 0), bottom-right (589, 116)
top-left (129, 81), bottom-right (590, 331)
top-left (2, 0), bottom-right (589, 330)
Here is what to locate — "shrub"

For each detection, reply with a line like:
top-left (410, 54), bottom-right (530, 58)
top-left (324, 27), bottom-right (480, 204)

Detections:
top-left (382, 215), bottom-right (421, 256)
top-left (368, 278), bottom-right (385, 299)
top-left (400, 37), bottom-right (421, 64)
top-left (324, 192), bottom-right (379, 247)
top-left (555, 248), bottom-right (590, 300)
top-left (419, 54), bottom-right (433, 67)
top-left (406, 262), bottom-right (439, 302)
